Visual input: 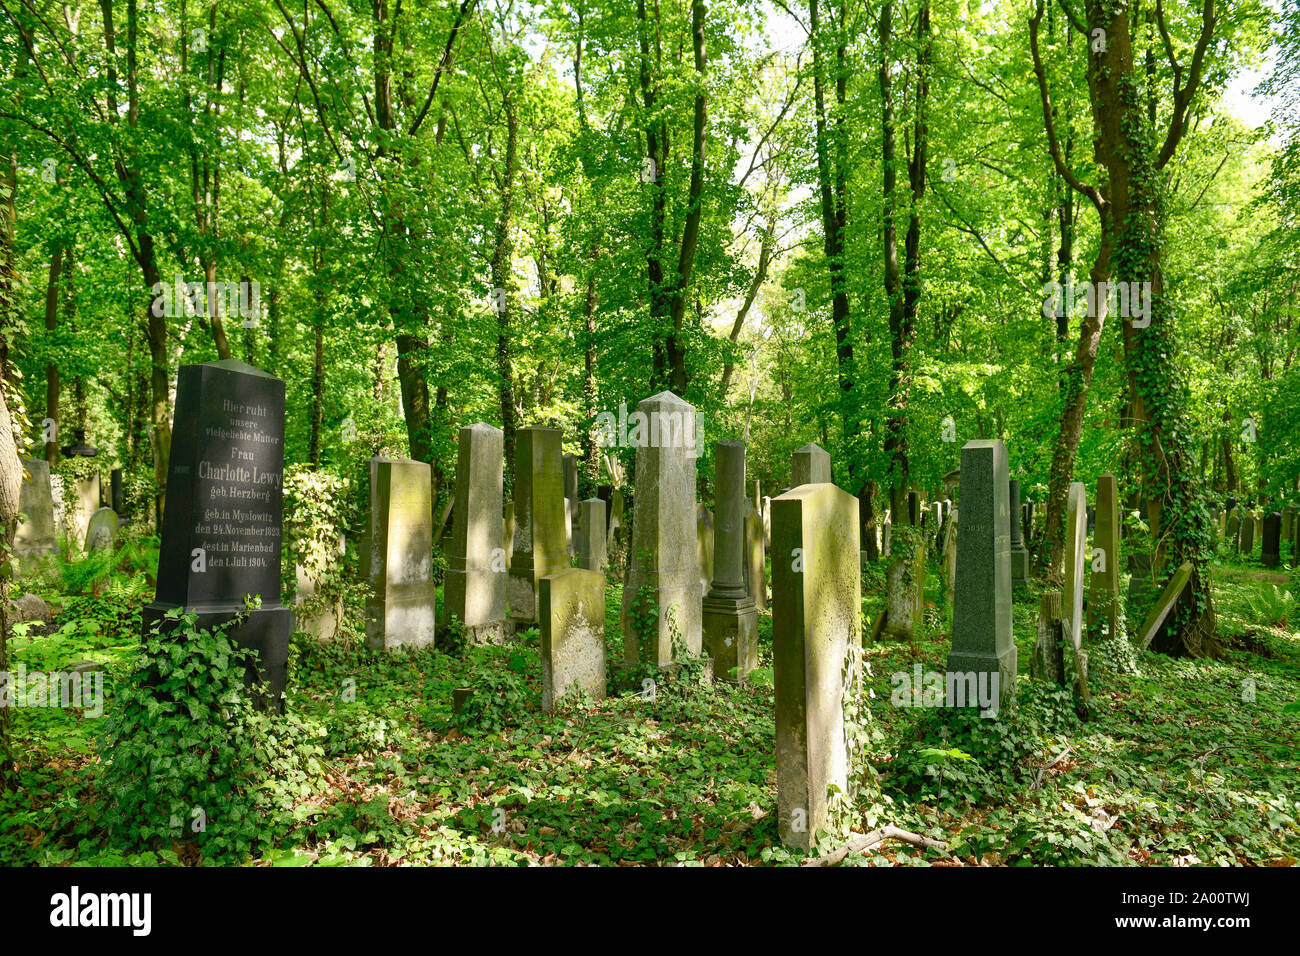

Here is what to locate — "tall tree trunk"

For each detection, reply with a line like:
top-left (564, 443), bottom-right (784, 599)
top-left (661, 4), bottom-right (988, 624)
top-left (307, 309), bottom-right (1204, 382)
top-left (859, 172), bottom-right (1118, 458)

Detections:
top-left (43, 245), bottom-right (64, 465)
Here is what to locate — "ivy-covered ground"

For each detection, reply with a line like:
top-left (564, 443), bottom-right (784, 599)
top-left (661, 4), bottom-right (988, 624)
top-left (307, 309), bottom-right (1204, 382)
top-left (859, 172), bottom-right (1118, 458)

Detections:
top-left (1, 536), bottom-right (1297, 867)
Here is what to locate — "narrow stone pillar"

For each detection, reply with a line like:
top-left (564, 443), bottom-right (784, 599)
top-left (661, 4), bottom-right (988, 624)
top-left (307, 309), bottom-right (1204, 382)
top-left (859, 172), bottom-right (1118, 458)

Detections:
top-left (577, 497), bottom-right (607, 572)
top-left (508, 427), bottom-right (567, 624)
top-left (703, 440), bottom-right (758, 682)
top-left (445, 423), bottom-right (509, 644)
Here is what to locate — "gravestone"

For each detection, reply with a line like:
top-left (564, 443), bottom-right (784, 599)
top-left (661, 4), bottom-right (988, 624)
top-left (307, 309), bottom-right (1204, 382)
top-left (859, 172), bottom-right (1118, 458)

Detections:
top-left (364, 458), bottom-right (436, 651)
top-left (696, 504), bottom-right (714, 597)
top-left (762, 495), bottom-right (772, 549)
top-left (539, 568), bottom-right (607, 712)
top-left (621, 391), bottom-right (702, 666)
top-left (110, 468), bottom-right (125, 517)
top-left (294, 534), bottom-right (345, 643)
top-left (1137, 562), bottom-right (1195, 653)
top-left (881, 513), bottom-right (892, 556)
top-left (144, 359), bottom-right (291, 706)
top-left (563, 452), bottom-right (579, 556)
top-left (1061, 481), bottom-right (1091, 711)
top-left (577, 497), bottom-right (607, 573)
top-left (791, 442), bottom-right (832, 487)
top-left (1239, 513), bottom-right (1255, 555)
top-left (71, 474), bottom-right (101, 551)
top-left (503, 500), bottom-right (515, 570)
top-left (509, 427), bottom-right (567, 624)
top-left (882, 543), bottom-right (925, 641)
top-left (941, 510), bottom-right (958, 606)
top-left (14, 459), bottom-right (59, 565)
top-left (1009, 479), bottom-right (1030, 584)
top-left (745, 500), bottom-right (766, 611)
top-left (444, 423), bottom-right (509, 644)
top-left (772, 482), bottom-right (860, 850)
top-left (946, 439), bottom-right (1016, 714)
top-left (1090, 474), bottom-right (1120, 639)
top-left (85, 507), bottom-right (119, 551)
top-left (702, 440), bottom-right (758, 683)
top-left (1262, 512), bottom-right (1281, 569)
top-left (1225, 510), bottom-right (1241, 550)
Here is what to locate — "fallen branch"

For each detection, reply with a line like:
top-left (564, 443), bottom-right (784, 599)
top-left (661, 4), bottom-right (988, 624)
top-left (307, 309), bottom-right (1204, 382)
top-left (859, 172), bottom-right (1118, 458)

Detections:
top-left (803, 826), bottom-right (949, 867)
top-left (1028, 745), bottom-right (1073, 793)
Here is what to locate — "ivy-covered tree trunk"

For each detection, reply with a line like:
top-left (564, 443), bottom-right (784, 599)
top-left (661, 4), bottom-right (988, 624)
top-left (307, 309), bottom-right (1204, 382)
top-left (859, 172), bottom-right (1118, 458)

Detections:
top-left (0, 170), bottom-right (23, 791)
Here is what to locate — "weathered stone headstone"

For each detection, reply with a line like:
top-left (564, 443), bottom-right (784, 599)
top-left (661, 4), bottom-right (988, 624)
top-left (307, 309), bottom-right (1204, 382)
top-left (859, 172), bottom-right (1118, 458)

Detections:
top-left (790, 442), bottom-right (831, 487)
top-left (110, 468), bottom-right (125, 517)
top-left (762, 495), bottom-right (772, 549)
top-left (363, 457), bottom-right (436, 651)
top-left (772, 481), bottom-right (860, 850)
top-left (1225, 509), bottom-right (1241, 550)
top-left (621, 391), bottom-right (702, 666)
top-left (881, 513), bottom-right (892, 556)
top-left (1137, 561), bottom-right (1195, 653)
top-left (71, 474), bottom-right (101, 550)
top-left (882, 542), bottom-right (925, 641)
top-left (15, 459), bottom-right (59, 565)
top-left (445, 423), bottom-right (509, 644)
top-left (503, 500), bottom-right (515, 570)
top-left (946, 439), bottom-right (1016, 714)
top-left (509, 426), bottom-right (567, 624)
top-left (294, 535), bottom-right (345, 643)
top-left (696, 504), bottom-right (714, 597)
top-left (703, 440), bottom-right (758, 683)
top-left (1090, 474), bottom-right (1120, 639)
top-left (940, 510), bottom-right (958, 606)
top-left (1061, 481), bottom-right (1091, 711)
top-left (539, 568), bottom-right (607, 712)
top-left (577, 497), bottom-right (607, 573)
top-left (745, 501), bottom-right (766, 611)
top-left (85, 507), bottom-right (119, 552)
top-left (1009, 479), bottom-right (1030, 584)
top-left (144, 359), bottom-right (291, 705)
top-left (1239, 513), bottom-right (1255, 555)
top-left (1262, 512), bottom-right (1281, 569)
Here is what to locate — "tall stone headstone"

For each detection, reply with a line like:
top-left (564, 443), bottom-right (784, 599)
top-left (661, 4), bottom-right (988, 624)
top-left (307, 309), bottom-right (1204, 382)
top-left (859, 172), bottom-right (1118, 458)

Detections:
top-left (445, 423), bottom-right (509, 644)
top-left (364, 458), bottom-right (436, 651)
top-left (940, 511), bottom-right (958, 607)
top-left (1262, 512), bottom-right (1282, 569)
top-left (71, 474), bottom-right (101, 550)
top-left (702, 440), bottom-right (758, 683)
top-left (790, 442), bottom-right (831, 487)
top-left (1061, 482), bottom-right (1089, 708)
top-left (1090, 474), bottom-right (1121, 639)
top-left (621, 391), bottom-right (702, 666)
top-left (144, 360), bottom-right (291, 705)
top-left (577, 497), bottom-right (607, 573)
top-left (1009, 479), bottom-right (1030, 584)
top-left (15, 459), bottom-right (59, 566)
top-left (509, 427), bottom-right (567, 624)
top-left (110, 468), bottom-right (125, 517)
top-left (762, 495), bottom-right (772, 549)
top-left (539, 568), bottom-right (607, 711)
top-left (772, 482), bottom-right (860, 850)
top-left (745, 500), bottom-right (766, 611)
top-left (946, 440), bottom-right (1016, 714)
top-left (1239, 513), bottom-right (1255, 556)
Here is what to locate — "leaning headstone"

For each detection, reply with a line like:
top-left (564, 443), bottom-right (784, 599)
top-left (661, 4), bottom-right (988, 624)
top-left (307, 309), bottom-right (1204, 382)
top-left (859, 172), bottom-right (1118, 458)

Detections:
top-left (1089, 474), bottom-right (1120, 639)
top-left (621, 391), bottom-right (702, 666)
top-left (144, 359), bottom-right (292, 706)
top-left (14, 459), bottom-right (59, 566)
top-left (1009, 479), bottom-right (1030, 584)
top-left (85, 507), bottom-right (119, 552)
top-left (1136, 561), bottom-right (1195, 653)
top-left (445, 423), bottom-right (509, 644)
top-left (945, 439), bottom-right (1016, 714)
top-left (509, 426), bottom-right (567, 624)
top-left (539, 568), bottom-right (606, 712)
top-left (363, 458), bottom-right (436, 651)
top-left (745, 501), bottom-right (766, 611)
top-left (790, 442), bottom-right (831, 487)
top-left (772, 481), bottom-right (860, 850)
top-left (1262, 512), bottom-right (1281, 569)
top-left (702, 440), bottom-right (758, 683)
top-left (577, 497), bottom-right (607, 573)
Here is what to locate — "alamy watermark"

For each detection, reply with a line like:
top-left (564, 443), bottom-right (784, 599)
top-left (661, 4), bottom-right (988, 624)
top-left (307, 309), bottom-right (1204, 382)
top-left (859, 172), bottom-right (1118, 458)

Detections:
top-left (151, 275), bottom-right (261, 326)
top-left (593, 402), bottom-right (701, 457)
top-left (890, 665), bottom-right (1002, 717)
top-left (0, 665), bottom-right (104, 718)
top-left (1042, 279), bottom-right (1151, 327)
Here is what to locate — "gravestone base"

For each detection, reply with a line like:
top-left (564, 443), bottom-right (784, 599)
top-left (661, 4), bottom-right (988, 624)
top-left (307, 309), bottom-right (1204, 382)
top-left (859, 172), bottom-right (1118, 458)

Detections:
top-left (702, 595), bottom-right (758, 683)
top-left (144, 602), bottom-right (292, 710)
top-left (508, 569), bottom-right (542, 625)
top-left (945, 646), bottom-right (1017, 715)
top-left (443, 566), bottom-right (511, 645)
top-left (1010, 548), bottom-right (1030, 584)
top-left (365, 591), bottom-right (435, 651)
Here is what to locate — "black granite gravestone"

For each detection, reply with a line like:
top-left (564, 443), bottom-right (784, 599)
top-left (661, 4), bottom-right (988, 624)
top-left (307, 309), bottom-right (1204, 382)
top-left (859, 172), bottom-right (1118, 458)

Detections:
top-left (1263, 512), bottom-right (1281, 569)
top-left (111, 468), bottom-right (124, 516)
top-left (143, 360), bottom-right (292, 708)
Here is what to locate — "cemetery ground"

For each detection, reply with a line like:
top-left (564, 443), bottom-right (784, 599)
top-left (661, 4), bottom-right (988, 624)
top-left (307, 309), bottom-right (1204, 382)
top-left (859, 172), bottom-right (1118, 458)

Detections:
top-left (1, 534), bottom-right (1296, 868)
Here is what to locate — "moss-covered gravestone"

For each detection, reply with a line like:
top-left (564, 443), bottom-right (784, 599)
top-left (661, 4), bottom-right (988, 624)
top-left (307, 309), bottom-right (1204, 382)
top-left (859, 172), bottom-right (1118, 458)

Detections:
top-left (1009, 479), bottom-right (1030, 584)
top-left (790, 442), bottom-right (831, 487)
top-left (144, 359), bottom-right (292, 707)
top-left (364, 457), bottom-right (436, 651)
top-left (444, 423), bottom-right (509, 644)
top-left (539, 568), bottom-right (606, 712)
top-left (15, 459), bottom-right (59, 568)
top-left (1089, 474), bottom-right (1121, 639)
top-left (772, 482), bottom-right (860, 850)
top-left (577, 498), bottom-right (607, 573)
top-left (509, 427), bottom-right (567, 624)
